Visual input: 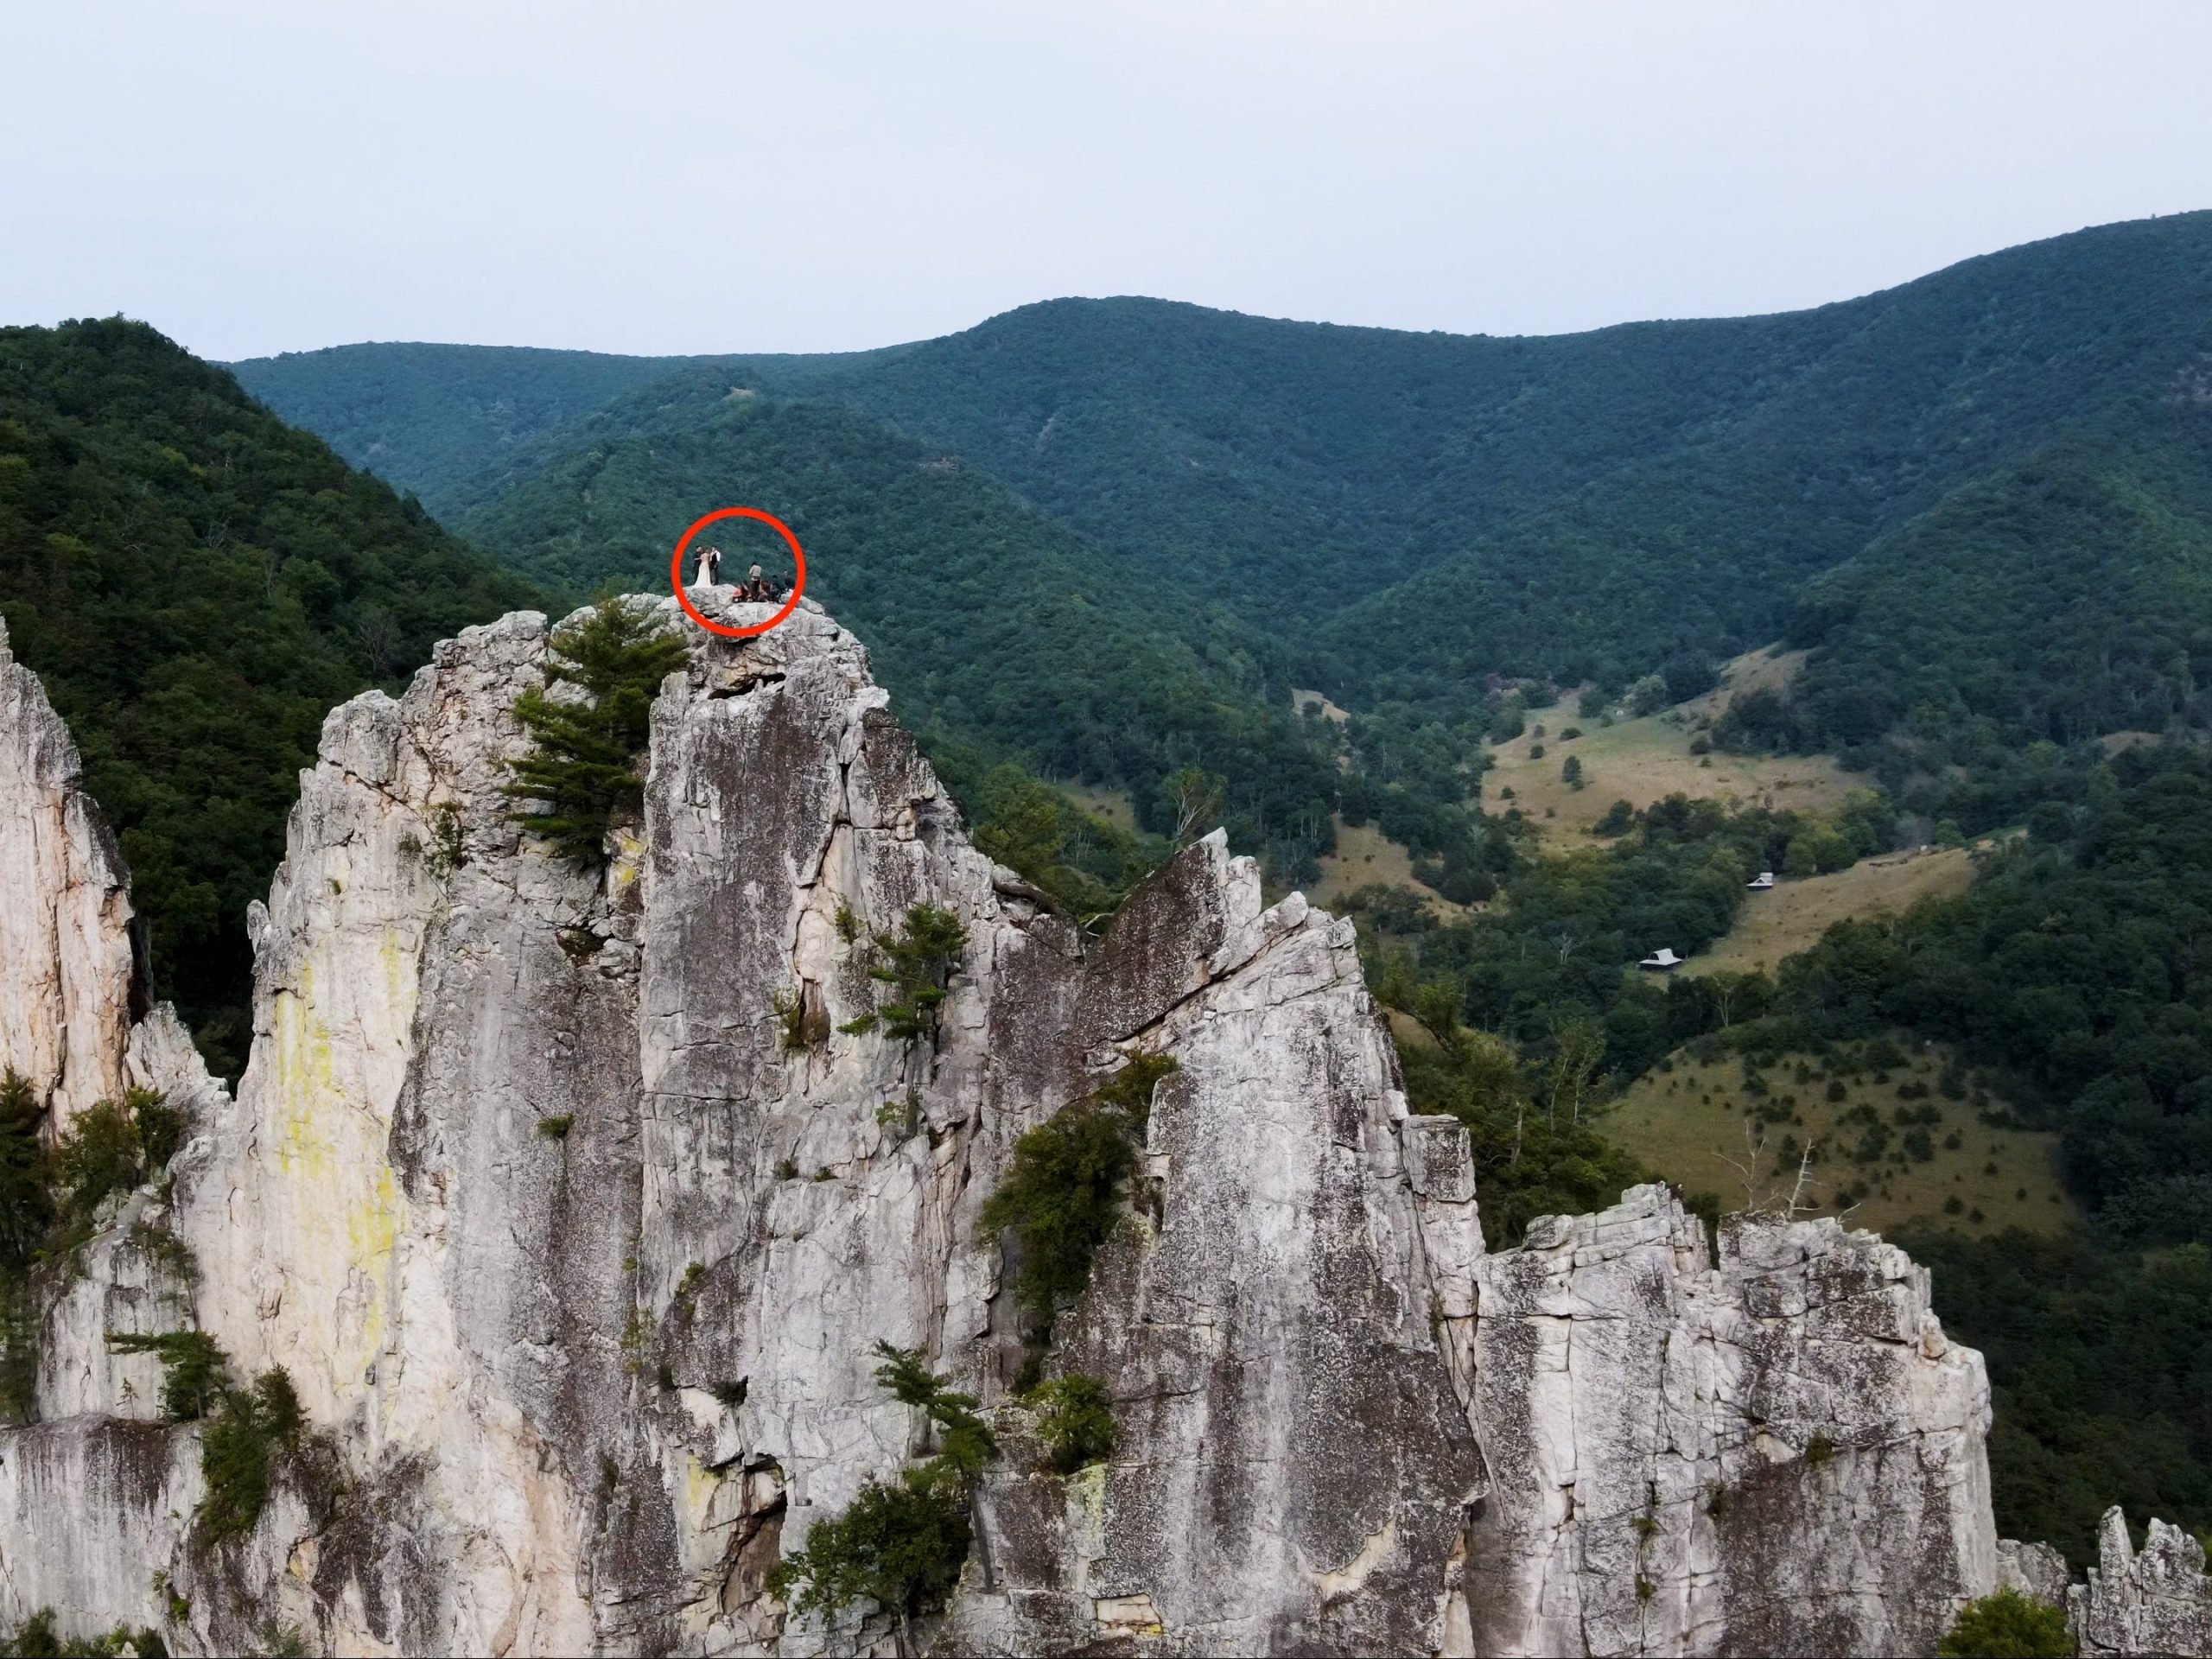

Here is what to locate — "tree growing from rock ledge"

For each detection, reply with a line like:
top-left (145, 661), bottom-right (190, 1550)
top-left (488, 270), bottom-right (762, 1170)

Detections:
top-left (0, 1071), bottom-right (49, 1274)
top-left (840, 905), bottom-right (970, 1046)
top-left (105, 1329), bottom-right (310, 1546)
top-left (980, 1053), bottom-right (1178, 1340)
top-left (768, 1341), bottom-right (997, 1628)
top-left (505, 601), bottom-right (688, 866)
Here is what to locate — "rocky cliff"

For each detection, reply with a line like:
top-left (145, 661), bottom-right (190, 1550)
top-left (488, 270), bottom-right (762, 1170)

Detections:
top-left (0, 615), bottom-right (140, 1134)
top-left (0, 593), bottom-right (2191, 1655)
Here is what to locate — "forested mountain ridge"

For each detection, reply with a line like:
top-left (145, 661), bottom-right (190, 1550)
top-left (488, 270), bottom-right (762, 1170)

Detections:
top-left (1304, 209), bottom-right (2212, 693)
top-left (0, 319), bottom-right (544, 1075)
top-left (1777, 424), bottom-right (2212, 768)
top-left (233, 211), bottom-right (2212, 778)
top-left (226, 340), bottom-right (909, 504)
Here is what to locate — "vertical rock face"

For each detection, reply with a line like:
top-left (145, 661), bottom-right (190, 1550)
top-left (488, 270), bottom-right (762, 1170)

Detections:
top-left (957, 891), bottom-right (1489, 1658)
top-left (0, 593), bottom-right (2026, 1656)
top-left (1463, 1189), bottom-right (1995, 1657)
top-left (0, 617), bottom-right (138, 1128)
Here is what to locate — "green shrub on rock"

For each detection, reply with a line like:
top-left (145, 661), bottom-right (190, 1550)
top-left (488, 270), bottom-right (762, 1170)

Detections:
top-left (769, 1341), bottom-right (996, 1622)
top-left (843, 906), bottom-right (970, 1046)
top-left (1936, 1586), bottom-right (2074, 1656)
top-left (1025, 1374), bottom-right (1117, 1473)
top-left (981, 1108), bottom-right (1134, 1325)
top-left (195, 1369), bottom-right (305, 1545)
top-left (980, 1055), bottom-right (1177, 1333)
top-left (769, 1465), bottom-right (971, 1624)
top-left (103, 1331), bottom-right (306, 1545)
top-left (106, 1331), bottom-right (228, 1422)
top-left (0, 1071), bottom-right (50, 1275)
top-left (0, 1610), bottom-right (165, 1656)
top-left (41, 1088), bottom-right (185, 1259)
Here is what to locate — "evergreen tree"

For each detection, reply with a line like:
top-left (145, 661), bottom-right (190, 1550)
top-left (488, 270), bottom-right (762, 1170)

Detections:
top-left (0, 1072), bottom-right (47, 1274)
top-left (505, 601), bottom-right (689, 864)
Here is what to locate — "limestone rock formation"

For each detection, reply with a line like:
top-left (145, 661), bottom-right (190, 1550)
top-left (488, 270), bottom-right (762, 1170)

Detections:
top-left (0, 615), bottom-right (138, 1130)
top-left (0, 590), bottom-right (2080, 1655)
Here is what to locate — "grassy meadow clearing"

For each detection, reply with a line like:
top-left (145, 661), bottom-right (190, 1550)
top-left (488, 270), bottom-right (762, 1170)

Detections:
top-left (1605, 1043), bottom-right (2075, 1239)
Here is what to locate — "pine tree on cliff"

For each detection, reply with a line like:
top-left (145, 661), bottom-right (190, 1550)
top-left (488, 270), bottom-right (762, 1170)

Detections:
top-left (505, 601), bottom-right (689, 865)
top-left (0, 1070), bottom-right (48, 1274)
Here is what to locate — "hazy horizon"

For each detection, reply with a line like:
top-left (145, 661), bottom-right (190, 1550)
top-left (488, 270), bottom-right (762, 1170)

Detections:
top-left (8, 2), bottom-right (2211, 362)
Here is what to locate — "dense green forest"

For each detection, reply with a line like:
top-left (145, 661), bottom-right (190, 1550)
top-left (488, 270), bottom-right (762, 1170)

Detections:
top-left (238, 210), bottom-right (2212, 766)
top-left (0, 321), bottom-right (543, 1075)
top-left (1901, 1225), bottom-right (2212, 1567)
top-left (443, 370), bottom-right (1346, 881)
top-left (1713, 429), bottom-right (2212, 819)
top-left (1314, 211), bottom-right (2212, 709)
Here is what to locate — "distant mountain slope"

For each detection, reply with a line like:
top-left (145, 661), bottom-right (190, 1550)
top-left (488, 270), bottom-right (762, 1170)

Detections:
top-left (1315, 213), bottom-right (2212, 701)
top-left (1777, 423), bottom-right (2212, 783)
top-left (234, 210), bottom-right (2212, 767)
top-left (0, 320), bottom-right (543, 1075)
top-left (228, 340), bottom-right (909, 502)
top-left (448, 369), bottom-right (1344, 877)
top-left (785, 296), bottom-right (1858, 631)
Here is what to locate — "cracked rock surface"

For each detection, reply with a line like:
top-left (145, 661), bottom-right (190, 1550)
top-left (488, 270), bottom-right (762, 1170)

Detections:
top-left (0, 615), bottom-right (138, 1132)
top-left (0, 591), bottom-right (2097, 1655)
top-left (1462, 1188), bottom-right (1996, 1656)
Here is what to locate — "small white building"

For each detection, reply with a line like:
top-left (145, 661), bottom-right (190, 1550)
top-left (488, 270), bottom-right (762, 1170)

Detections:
top-left (1747, 872), bottom-right (1776, 891)
top-left (1638, 948), bottom-right (1684, 971)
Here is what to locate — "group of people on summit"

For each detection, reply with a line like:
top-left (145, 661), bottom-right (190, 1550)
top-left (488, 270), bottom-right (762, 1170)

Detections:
top-left (692, 544), bottom-right (786, 602)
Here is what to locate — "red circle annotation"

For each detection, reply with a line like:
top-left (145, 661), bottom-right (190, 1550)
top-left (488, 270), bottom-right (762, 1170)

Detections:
top-left (669, 507), bottom-right (808, 639)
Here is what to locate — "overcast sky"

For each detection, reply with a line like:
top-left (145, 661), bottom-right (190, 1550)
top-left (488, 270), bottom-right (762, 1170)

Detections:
top-left (5, 2), bottom-right (2209, 362)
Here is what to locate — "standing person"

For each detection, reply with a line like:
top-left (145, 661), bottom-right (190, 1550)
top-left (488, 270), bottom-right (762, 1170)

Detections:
top-left (694, 544), bottom-right (723, 587)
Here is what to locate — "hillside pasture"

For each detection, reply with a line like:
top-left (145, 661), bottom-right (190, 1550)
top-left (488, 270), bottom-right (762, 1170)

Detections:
top-left (1686, 848), bottom-right (1974, 976)
top-left (1291, 687), bottom-right (1352, 725)
top-left (1059, 784), bottom-right (1141, 835)
top-left (1308, 817), bottom-right (1466, 916)
top-left (1486, 708), bottom-right (1853, 843)
top-left (1605, 1046), bottom-right (2075, 1239)
top-left (1680, 644), bottom-right (1813, 721)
